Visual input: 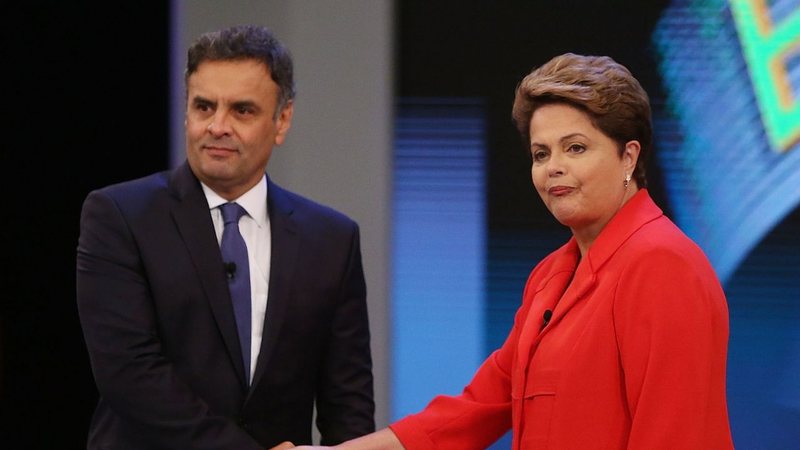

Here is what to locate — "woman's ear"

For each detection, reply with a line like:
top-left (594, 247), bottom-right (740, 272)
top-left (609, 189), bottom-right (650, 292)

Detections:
top-left (623, 140), bottom-right (641, 174)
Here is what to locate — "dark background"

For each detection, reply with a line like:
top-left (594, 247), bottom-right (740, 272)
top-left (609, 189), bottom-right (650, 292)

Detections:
top-left (3, 2), bottom-right (170, 447)
top-left (397, 3), bottom-right (800, 449)
top-left (397, 0), bottom-right (672, 227)
top-left (3, 1), bottom-right (797, 448)
top-left (0, 1), bottom-right (670, 445)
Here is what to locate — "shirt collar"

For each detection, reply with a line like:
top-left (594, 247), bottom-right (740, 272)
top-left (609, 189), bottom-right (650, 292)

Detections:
top-left (201, 175), bottom-right (269, 228)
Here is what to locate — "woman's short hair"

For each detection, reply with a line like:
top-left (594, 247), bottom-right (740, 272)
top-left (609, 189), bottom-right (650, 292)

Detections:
top-left (511, 53), bottom-right (652, 187)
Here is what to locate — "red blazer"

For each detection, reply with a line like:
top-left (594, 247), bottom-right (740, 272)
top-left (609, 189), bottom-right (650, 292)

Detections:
top-left (391, 190), bottom-right (733, 449)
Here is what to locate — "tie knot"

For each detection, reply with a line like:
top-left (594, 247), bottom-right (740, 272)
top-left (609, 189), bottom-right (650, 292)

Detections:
top-left (219, 202), bottom-right (247, 225)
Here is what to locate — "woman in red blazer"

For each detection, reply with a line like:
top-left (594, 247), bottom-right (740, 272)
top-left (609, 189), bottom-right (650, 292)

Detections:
top-left (293, 53), bottom-right (734, 450)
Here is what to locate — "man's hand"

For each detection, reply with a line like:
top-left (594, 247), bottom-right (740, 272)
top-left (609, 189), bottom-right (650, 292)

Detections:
top-left (289, 428), bottom-right (403, 449)
top-left (268, 442), bottom-right (296, 450)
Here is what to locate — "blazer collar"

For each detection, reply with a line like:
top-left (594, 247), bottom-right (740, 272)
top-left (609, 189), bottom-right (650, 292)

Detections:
top-left (168, 162), bottom-right (250, 389)
top-left (584, 188), bottom-right (663, 274)
top-left (247, 177), bottom-right (300, 398)
top-left (168, 164), bottom-right (307, 394)
top-left (543, 189), bottom-right (663, 305)
top-left (517, 189), bottom-right (664, 362)
top-left (169, 161), bottom-right (202, 202)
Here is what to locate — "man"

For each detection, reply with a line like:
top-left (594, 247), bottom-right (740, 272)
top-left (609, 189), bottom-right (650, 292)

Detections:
top-left (76, 25), bottom-right (374, 449)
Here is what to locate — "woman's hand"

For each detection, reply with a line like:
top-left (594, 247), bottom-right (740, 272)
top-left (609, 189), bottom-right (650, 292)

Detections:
top-left (276, 428), bottom-right (403, 450)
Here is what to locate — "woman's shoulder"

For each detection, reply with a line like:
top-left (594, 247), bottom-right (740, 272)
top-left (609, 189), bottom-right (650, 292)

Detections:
top-left (613, 215), bottom-right (722, 290)
top-left (623, 215), bottom-right (708, 262)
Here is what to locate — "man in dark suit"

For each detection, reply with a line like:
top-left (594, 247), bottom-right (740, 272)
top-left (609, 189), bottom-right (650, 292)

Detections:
top-left (76, 25), bottom-right (374, 449)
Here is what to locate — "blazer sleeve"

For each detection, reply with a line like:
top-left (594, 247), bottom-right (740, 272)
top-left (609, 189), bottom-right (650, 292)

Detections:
top-left (613, 246), bottom-right (732, 449)
top-left (389, 349), bottom-right (513, 450)
top-left (314, 223), bottom-right (376, 444)
top-left (388, 272), bottom-right (540, 450)
top-left (76, 190), bottom-right (262, 449)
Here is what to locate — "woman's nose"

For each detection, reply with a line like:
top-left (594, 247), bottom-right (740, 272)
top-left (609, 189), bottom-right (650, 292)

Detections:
top-left (545, 153), bottom-right (565, 177)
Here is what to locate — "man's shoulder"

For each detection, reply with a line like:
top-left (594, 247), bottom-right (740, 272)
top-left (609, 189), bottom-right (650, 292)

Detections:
top-left (269, 181), bottom-right (357, 228)
top-left (98, 169), bottom-right (172, 197)
top-left (84, 168), bottom-right (178, 217)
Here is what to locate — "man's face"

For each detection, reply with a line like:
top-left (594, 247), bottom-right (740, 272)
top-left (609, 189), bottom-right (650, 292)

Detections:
top-left (185, 59), bottom-right (293, 200)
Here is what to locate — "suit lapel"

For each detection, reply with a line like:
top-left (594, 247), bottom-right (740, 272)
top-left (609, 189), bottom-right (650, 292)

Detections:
top-left (169, 163), bottom-right (248, 388)
top-left (248, 178), bottom-right (299, 395)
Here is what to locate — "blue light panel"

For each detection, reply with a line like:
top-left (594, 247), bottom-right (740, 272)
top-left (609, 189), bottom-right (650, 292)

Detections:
top-left (391, 98), bottom-right (487, 420)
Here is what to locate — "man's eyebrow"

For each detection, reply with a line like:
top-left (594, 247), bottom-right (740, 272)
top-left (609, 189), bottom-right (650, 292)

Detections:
top-left (190, 95), bottom-right (215, 106)
top-left (231, 100), bottom-right (260, 111)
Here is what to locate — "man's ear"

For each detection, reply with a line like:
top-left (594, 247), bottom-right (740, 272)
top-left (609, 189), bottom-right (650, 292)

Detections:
top-left (274, 101), bottom-right (294, 146)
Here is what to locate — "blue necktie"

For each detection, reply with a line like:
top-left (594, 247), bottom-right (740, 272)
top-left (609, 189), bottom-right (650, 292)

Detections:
top-left (219, 202), bottom-right (252, 384)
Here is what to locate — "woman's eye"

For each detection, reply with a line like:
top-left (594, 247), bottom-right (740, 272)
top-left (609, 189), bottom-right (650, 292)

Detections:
top-left (567, 144), bottom-right (586, 154)
top-left (532, 150), bottom-right (548, 162)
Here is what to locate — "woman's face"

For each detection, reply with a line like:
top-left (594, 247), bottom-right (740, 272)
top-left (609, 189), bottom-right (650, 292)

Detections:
top-left (529, 103), bottom-right (639, 242)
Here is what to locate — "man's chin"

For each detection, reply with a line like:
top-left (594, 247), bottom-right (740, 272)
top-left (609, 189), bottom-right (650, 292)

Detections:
top-left (191, 161), bottom-right (238, 185)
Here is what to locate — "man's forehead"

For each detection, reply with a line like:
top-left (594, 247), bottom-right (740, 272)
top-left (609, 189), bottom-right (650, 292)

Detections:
top-left (187, 60), bottom-right (276, 99)
top-left (191, 58), bottom-right (271, 78)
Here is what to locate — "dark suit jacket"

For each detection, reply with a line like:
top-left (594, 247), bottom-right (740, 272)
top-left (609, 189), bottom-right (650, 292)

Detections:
top-left (77, 162), bottom-right (374, 449)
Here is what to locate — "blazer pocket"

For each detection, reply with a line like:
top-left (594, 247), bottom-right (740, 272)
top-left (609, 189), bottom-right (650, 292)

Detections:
top-left (512, 369), bottom-right (558, 449)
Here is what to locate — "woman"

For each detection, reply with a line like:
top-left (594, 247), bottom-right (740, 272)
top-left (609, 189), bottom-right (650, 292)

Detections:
top-left (293, 53), bottom-right (734, 449)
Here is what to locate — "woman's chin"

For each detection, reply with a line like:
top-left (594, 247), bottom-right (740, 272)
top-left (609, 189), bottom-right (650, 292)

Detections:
top-left (550, 208), bottom-right (580, 227)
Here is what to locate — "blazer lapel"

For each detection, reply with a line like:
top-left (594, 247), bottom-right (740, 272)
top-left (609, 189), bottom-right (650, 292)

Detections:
top-left (169, 162), bottom-right (248, 388)
top-left (516, 241), bottom-right (580, 370)
top-left (541, 260), bottom-right (596, 334)
top-left (515, 190), bottom-right (664, 373)
top-left (248, 178), bottom-right (299, 395)
top-left (532, 190), bottom-right (663, 341)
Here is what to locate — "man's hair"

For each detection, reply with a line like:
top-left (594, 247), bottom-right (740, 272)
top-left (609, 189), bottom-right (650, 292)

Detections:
top-left (185, 24), bottom-right (296, 114)
top-left (511, 53), bottom-right (652, 187)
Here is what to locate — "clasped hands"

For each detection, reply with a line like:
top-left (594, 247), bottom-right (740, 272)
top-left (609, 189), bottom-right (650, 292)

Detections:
top-left (268, 443), bottom-right (329, 449)
top-left (267, 427), bottom-right (401, 449)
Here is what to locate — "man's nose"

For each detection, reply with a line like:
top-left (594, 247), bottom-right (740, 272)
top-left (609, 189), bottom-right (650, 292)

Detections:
top-left (206, 112), bottom-right (232, 136)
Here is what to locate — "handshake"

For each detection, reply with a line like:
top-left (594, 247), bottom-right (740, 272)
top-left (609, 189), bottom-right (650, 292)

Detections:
top-left (267, 428), bottom-right (402, 450)
top-left (269, 444), bottom-right (329, 450)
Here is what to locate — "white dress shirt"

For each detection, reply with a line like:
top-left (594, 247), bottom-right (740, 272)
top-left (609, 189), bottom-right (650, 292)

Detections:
top-left (202, 175), bottom-right (271, 383)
